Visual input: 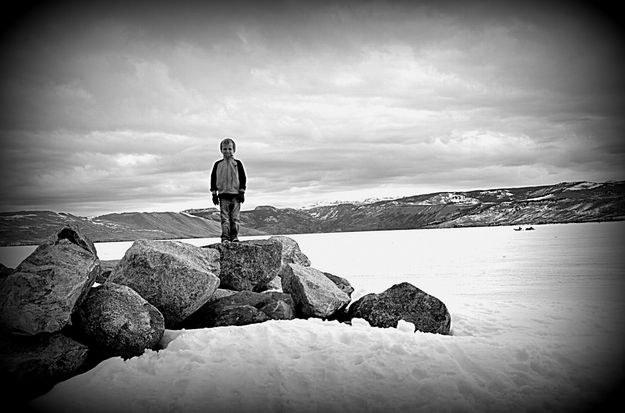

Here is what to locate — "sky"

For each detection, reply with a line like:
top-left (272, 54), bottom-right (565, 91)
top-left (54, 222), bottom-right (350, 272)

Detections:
top-left (1, 0), bottom-right (624, 216)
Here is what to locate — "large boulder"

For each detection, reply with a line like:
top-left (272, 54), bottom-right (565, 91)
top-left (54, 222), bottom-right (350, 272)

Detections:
top-left (206, 288), bottom-right (238, 303)
top-left (97, 259), bottom-right (119, 284)
top-left (0, 263), bottom-right (13, 279)
top-left (0, 225), bottom-right (100, 336)
top-left (267, 236), bottom-right (311, 291)
top-left (323, 272), bottom-right (354, 298)
top-left (322, 272), bottom-right (354, 322)
top-left (73, 283), bottom-right (165, 359)
top-left (108, 240), bottom-right (220, 328)
top-left (0, 331), bottom-right (90, 402)
top-left (206, 240), bottom-right (281, 292)
top-left (347, 282), bottom-right (451, 335)
top-left (182, 290), bottom-right (295, 328)
top-left (281, 264), bottom-right (350, 318)
top-left (269, 235), bottom-right (311, 270)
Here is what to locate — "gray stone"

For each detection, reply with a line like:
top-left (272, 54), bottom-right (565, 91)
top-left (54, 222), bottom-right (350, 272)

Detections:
top-left (323, 272), bottom-right (354, 298)
top-left (0, 331), bottom-right (90, 402)
top-left (206, 239), bottom-right (281, 292)
top-left (108, 239), bottom-right (220, 328)
top-left (0, 263), bottom-right (13, 279)
top-left (348, 282), bottom-right (451, 335)
top-left (265, 275), bottom-right (283, 292)
top-left (281, 264), bottom-right (350, 318)
top-left (206, 288), bottom-right (238, 304)
top-left (73, 283), bottom-right (165, 359)
top-left (269, 235), bottom-right (311, 271)
top-left (0, 225), bottom-right (100, 336)
top-left (97, 259), bottom-right (119, 284)
top-left (182, 290), bottom-right (295, 328)
top-left (209, 305), bottom-right (270, 327)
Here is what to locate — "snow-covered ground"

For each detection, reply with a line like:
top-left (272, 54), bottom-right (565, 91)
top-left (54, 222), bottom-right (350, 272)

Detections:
top-left (15, 222), bottom-right (625, 412)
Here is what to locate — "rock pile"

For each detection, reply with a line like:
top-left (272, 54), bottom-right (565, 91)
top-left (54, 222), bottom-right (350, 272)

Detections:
top-left (0, 225), bottom-right (452, 405)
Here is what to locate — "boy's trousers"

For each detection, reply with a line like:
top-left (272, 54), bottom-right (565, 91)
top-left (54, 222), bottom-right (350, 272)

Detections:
top-left (219, 197), bottom-right (241, 241)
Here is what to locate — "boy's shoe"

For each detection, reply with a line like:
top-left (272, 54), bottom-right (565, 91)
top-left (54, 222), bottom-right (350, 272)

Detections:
top-left (231, 238), bottom-right (240, 242)
top-left (221, 239), bottom-right (230, 244)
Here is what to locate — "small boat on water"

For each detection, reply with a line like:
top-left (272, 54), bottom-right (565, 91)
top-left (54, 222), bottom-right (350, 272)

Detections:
top-left (525, 226), bottom-right (535, 231)
top-left (514, 226), bottom-right (523, 231)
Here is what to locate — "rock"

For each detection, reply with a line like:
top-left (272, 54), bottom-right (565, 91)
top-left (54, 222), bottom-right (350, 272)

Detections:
top-left (0, 225), bottom-right (100, 336)
top-left (266, 236), bottom-right (311, 292)
top-left (73, 283), bottom-right (165, 359)
top-left (97, 259), bottom-right (119, 284)
top-left (265, 276), bottom-right (283, 292)
top-left (269, 235), bottom-right (311, 270)
top-left (208, 305), bottom-right (271, 327)
top-left (108, 240), bottom-right (220, 328)
top-left (323, 272), bottom-right (354, 297)
top-left (206, 288), bottom-right (238, 303)
top-left (347, 282), bottom-right (451, 335)
top-left (0, 263), bottom-right (13, 279)
top-left (322, 272), bottom-right (354, 322)
top-left (206, 240), bottom-right (281, 292)
top-left (281, 264), bottom-right (350, 318)
top-left (182, 290), bottom-right (295, 328)
top-left (0, 331), bottom-right (90, 402)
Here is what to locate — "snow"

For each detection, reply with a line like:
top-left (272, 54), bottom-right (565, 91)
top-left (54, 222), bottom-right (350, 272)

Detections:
top-left (479, 189), bottom-right (514, 199)
top-left (19, 222), bottom-right (625, 412)
top-left (525, 194), bottom-right (555, 201)
top-left (418, 192), bottom-right (480, 206)
top-left (568, 182), bottom-right (602, 191)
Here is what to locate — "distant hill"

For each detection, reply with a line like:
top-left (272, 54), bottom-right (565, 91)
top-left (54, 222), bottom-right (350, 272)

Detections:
top-left (1, 180), bottom-right (623, 247)
top-left (0, 211), bottom-right (264, 246)
top-left (188, 180), bottom-right (625, 233)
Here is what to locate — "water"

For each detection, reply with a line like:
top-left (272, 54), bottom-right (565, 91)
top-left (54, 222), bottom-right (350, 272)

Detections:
top-left (3, 221), bottom-right (623, 319)
top-left (3, 223), bottom-right (623, 294)
top-left (22, 221), bottom-right (625, 411)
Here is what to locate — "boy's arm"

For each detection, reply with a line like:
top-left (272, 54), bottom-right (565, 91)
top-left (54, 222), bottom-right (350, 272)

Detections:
top-left (210, 161), bottom-right (219, 193)
top-left (237, 160), bottom-right (247, 192)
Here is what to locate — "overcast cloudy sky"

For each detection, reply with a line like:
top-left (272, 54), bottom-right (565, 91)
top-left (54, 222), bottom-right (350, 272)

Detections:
top-left (1, 0), bottom-right (623, 216)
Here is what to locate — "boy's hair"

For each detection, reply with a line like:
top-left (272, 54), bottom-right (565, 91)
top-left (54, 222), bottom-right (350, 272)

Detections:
top-left (220, 138), bottom-right (236, 152)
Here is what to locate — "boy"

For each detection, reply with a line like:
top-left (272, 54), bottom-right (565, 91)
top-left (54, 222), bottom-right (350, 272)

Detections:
top-left (210, 138), bottom-right (247, 243)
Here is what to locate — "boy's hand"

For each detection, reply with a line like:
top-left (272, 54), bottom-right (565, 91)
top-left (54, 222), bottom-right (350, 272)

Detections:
top-left (212, 194), bottom-right (219, 205)
top-left (237, 192), bottom-right (245, 203)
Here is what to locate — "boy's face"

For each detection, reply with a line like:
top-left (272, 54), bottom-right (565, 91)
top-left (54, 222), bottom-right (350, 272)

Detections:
top-left (221, 142), bottom-right (234, 158)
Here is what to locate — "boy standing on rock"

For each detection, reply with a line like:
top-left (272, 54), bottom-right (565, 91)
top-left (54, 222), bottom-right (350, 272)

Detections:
top-left (210, 138), bottom-right (247, 243)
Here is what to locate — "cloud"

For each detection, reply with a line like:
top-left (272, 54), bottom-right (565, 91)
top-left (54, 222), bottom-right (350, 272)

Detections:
top-left (1, 0), bottom-right (624, 215)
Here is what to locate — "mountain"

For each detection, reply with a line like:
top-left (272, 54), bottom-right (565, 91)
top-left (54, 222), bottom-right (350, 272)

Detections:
top-left (0, 211), bottom-right (265, 247)
top-left (188, 180), bottom-right (625, 234)
top-left (1, 181), bottom-right (623, 247)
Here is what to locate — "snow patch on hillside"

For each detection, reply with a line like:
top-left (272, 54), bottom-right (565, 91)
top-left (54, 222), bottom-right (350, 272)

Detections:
top-left (525, 194), bottom-right (555, 202)
top-left (418, 193), bottom-right (480, 206)
top-left (479, 189), bottom-right (514, 199)
top-left (568, 182), bottom-right (602, 191)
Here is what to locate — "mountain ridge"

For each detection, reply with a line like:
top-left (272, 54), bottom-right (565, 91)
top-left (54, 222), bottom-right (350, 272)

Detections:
top-left (1, 180), bottom-right (623, 246)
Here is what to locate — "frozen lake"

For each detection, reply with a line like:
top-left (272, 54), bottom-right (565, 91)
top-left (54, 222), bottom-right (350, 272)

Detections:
top-left (4, 221), bottom-right (625, 411)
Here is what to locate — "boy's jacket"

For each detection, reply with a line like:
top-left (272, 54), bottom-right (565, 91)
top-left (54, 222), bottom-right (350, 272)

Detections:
top-left (210, 158), bottom-right (247, 195)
